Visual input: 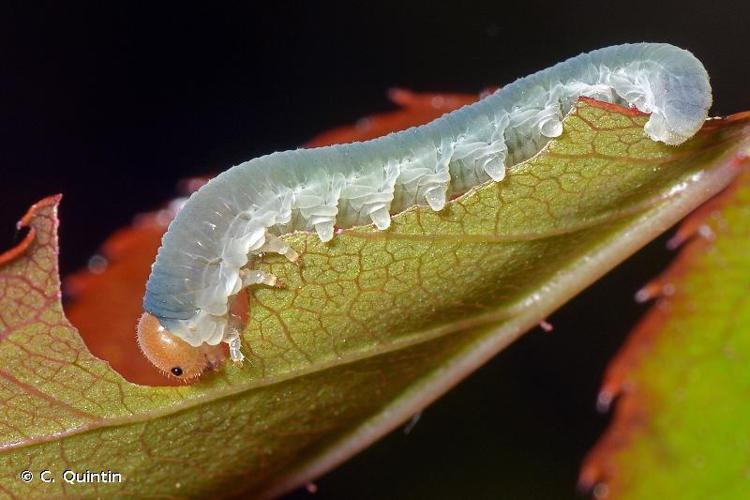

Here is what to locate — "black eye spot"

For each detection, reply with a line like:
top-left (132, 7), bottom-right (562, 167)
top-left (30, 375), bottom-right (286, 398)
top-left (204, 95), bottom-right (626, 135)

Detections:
top-left (171, 367), bottom-right (183, 377)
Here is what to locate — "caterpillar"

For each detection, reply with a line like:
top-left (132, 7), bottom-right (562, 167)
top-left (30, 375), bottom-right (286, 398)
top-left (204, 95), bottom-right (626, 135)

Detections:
top-left (136, 42), bottom-right (712, 380)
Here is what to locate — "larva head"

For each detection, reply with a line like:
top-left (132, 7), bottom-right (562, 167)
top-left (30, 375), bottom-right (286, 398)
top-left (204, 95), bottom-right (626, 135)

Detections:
top-left (137, 313), bottom-right (227, 381)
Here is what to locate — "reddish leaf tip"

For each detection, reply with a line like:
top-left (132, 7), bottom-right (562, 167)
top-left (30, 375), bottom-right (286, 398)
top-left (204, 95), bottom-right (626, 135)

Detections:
top-left (0, 194), bottom-right (62, 266)
top-left (577, 97), bottom-right (647, 116)
top-left (305, 88), bottom-right (480, 147)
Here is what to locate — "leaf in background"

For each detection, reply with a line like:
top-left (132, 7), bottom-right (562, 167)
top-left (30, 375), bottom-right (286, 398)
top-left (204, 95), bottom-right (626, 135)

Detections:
top-left (580, 118), bottom-right (750, 499)
top-left (0, 101), bottom-right (747, 498)
top-left (63, 200), bottom-right (183, 385)
top-left (304, 88), bottom-right (482, 147)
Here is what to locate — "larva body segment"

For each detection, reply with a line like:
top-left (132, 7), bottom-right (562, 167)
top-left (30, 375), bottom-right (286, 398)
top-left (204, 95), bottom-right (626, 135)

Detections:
top-left (141, 43), bottom-right (711, 374)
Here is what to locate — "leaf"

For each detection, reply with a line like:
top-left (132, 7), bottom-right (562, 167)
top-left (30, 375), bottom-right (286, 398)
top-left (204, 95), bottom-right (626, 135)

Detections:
top-left (0, 101), bottom-right (747, 498)
top-left (63, 89), bottom-right (479, 387)
top-left (580, 118), bottom-right (750, 499)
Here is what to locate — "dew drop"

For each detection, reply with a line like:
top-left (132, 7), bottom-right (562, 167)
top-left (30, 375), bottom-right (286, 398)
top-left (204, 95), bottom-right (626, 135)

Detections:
top-left (87, 254), bottom-right (108, 274)
top-left (593, 482), bottom-right (609, 499)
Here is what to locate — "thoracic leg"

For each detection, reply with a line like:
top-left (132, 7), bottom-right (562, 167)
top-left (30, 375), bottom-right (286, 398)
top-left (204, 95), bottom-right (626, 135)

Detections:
top-left (261, 233), bottom-right (299, 262)
top-left (239, 234), bottom-right (298, 290)
top-left (224, 316), bottom-right (245, 364)
top-left (240, 268), bottom-right (278, 288)
top-left (228, 235), bottom-right (298, 366)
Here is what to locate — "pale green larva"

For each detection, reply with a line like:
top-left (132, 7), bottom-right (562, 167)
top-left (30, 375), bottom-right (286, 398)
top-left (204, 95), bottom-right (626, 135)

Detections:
top-left (138, 42), bottom-right (712, 379)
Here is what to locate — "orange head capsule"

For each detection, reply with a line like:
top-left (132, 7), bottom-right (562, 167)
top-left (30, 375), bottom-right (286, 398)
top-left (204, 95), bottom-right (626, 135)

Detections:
top-left (136, 312), bottom-right (227, 381)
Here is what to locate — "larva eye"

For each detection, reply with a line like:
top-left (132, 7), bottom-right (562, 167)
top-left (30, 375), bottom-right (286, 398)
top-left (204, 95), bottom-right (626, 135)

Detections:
top-left (136, 313), bottom-right (227, 381)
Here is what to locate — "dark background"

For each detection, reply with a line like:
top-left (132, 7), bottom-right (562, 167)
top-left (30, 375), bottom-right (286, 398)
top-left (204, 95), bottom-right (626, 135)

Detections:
top-left (1, 2), bottom-right (748, 498)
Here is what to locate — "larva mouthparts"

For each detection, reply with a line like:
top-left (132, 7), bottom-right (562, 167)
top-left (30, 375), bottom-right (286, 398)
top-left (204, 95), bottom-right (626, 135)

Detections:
top-left (139, 42), bottom-right (712, 379)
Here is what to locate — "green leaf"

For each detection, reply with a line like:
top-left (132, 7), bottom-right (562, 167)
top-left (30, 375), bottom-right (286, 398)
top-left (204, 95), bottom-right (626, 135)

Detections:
top-left (0, 101), bottom-right (747, 498)
top-left (581, 114), bottom-right (750, 499)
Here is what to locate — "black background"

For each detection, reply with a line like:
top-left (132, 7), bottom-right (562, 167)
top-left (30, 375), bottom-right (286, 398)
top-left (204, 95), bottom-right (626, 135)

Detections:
top-left (1, 2), bottom-right (748, 498)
